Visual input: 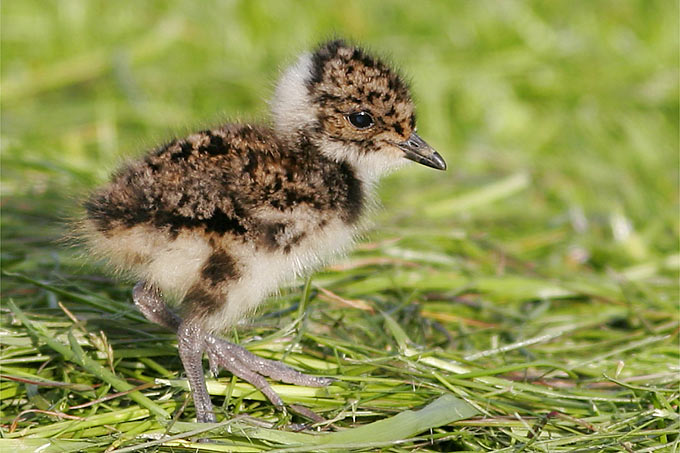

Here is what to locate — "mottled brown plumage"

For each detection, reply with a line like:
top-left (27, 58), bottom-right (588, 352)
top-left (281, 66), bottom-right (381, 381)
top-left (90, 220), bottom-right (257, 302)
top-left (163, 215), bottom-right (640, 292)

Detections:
top-left (80, 39), bottom-right (446, 423)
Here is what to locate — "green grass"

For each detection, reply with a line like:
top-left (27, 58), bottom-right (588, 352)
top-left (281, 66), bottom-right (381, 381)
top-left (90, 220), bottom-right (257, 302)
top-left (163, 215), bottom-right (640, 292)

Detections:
top-left (1, 1), bottom-right (678, 451)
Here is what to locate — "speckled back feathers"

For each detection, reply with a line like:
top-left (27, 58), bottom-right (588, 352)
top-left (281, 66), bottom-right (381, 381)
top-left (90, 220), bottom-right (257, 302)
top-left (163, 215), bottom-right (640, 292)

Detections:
top-left (85, 124), bottom-right (362, 242)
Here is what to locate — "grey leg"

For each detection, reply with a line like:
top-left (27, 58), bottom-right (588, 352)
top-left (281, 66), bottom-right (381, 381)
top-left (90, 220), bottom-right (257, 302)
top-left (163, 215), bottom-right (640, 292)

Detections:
top-left (132, 282), bottom-right (180, 330)
top-left (132, 281), bottom-right (333, 420)
top-left (206, 338), bottom-right (334, 387)
top-left (177, 320), bottom-right (216, 423)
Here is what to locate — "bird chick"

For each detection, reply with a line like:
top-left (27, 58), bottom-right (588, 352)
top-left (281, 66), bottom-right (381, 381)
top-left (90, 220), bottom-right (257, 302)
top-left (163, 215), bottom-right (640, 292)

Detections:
top-left (81, 39), bottom-right (446, 423)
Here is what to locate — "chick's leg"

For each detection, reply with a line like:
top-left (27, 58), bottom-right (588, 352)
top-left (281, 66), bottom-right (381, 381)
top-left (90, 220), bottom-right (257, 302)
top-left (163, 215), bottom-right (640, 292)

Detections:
top-left (205, 338), bottom-right (333, 388)
top-left (132, 281), bottom-right (332, 418)
top-left (134, 282), bottom-right (216, 421)
top-left (177, 320), bottom-right (216, 423)
top-left (132, 282), bottom-right (180, 330)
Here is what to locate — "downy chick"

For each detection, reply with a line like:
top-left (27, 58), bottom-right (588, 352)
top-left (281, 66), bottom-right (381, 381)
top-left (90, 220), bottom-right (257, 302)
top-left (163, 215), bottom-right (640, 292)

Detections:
top-left (82, 39), bottom-right (446, 423)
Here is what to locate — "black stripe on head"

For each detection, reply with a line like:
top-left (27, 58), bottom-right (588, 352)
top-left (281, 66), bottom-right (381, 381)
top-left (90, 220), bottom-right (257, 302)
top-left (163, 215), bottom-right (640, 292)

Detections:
top-left (351, 48), bottom-right (377, 70)
top-left (309, 39), bottom-right (348, 86)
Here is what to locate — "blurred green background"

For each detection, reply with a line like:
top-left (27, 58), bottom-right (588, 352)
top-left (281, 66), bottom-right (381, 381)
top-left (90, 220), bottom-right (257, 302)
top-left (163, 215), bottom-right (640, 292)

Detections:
top-left (2, 0), bottom-right (677, 273)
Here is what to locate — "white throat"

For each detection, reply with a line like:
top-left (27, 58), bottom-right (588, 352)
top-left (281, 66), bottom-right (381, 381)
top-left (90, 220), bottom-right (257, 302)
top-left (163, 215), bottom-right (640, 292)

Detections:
top-left (315, 138), bottom-right (409, 186)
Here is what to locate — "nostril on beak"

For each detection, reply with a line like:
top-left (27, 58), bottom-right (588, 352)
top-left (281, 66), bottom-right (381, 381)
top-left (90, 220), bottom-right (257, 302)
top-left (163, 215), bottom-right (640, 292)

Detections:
top-left (398, 132), bottom-right (447, 170)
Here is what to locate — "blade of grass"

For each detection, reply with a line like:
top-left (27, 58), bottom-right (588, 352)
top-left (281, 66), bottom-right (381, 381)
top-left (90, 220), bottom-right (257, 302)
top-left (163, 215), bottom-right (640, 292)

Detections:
top-left (6, 299), bottom-right (169, 419)
top-left (3, 271), bottom-right (145, 322)
top-left (0, 439), bottom-right (105, 453)
top-left (310, 394), bottom-right (477, 448)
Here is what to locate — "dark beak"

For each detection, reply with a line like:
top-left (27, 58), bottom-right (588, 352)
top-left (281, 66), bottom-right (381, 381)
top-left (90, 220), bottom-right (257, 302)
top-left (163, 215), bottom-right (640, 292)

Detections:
top-left (397, 133), bottom-right (447, 170)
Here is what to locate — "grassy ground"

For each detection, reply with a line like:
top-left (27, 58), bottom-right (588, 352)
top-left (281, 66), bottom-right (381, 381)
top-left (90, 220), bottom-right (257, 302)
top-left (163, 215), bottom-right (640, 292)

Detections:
top-left (1, 1), bottom-right (678, 451)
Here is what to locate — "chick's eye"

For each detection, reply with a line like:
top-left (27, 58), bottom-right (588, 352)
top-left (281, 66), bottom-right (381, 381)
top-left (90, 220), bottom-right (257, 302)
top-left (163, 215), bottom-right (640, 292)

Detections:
top-left (347, 111), bottom-right (374, 129)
